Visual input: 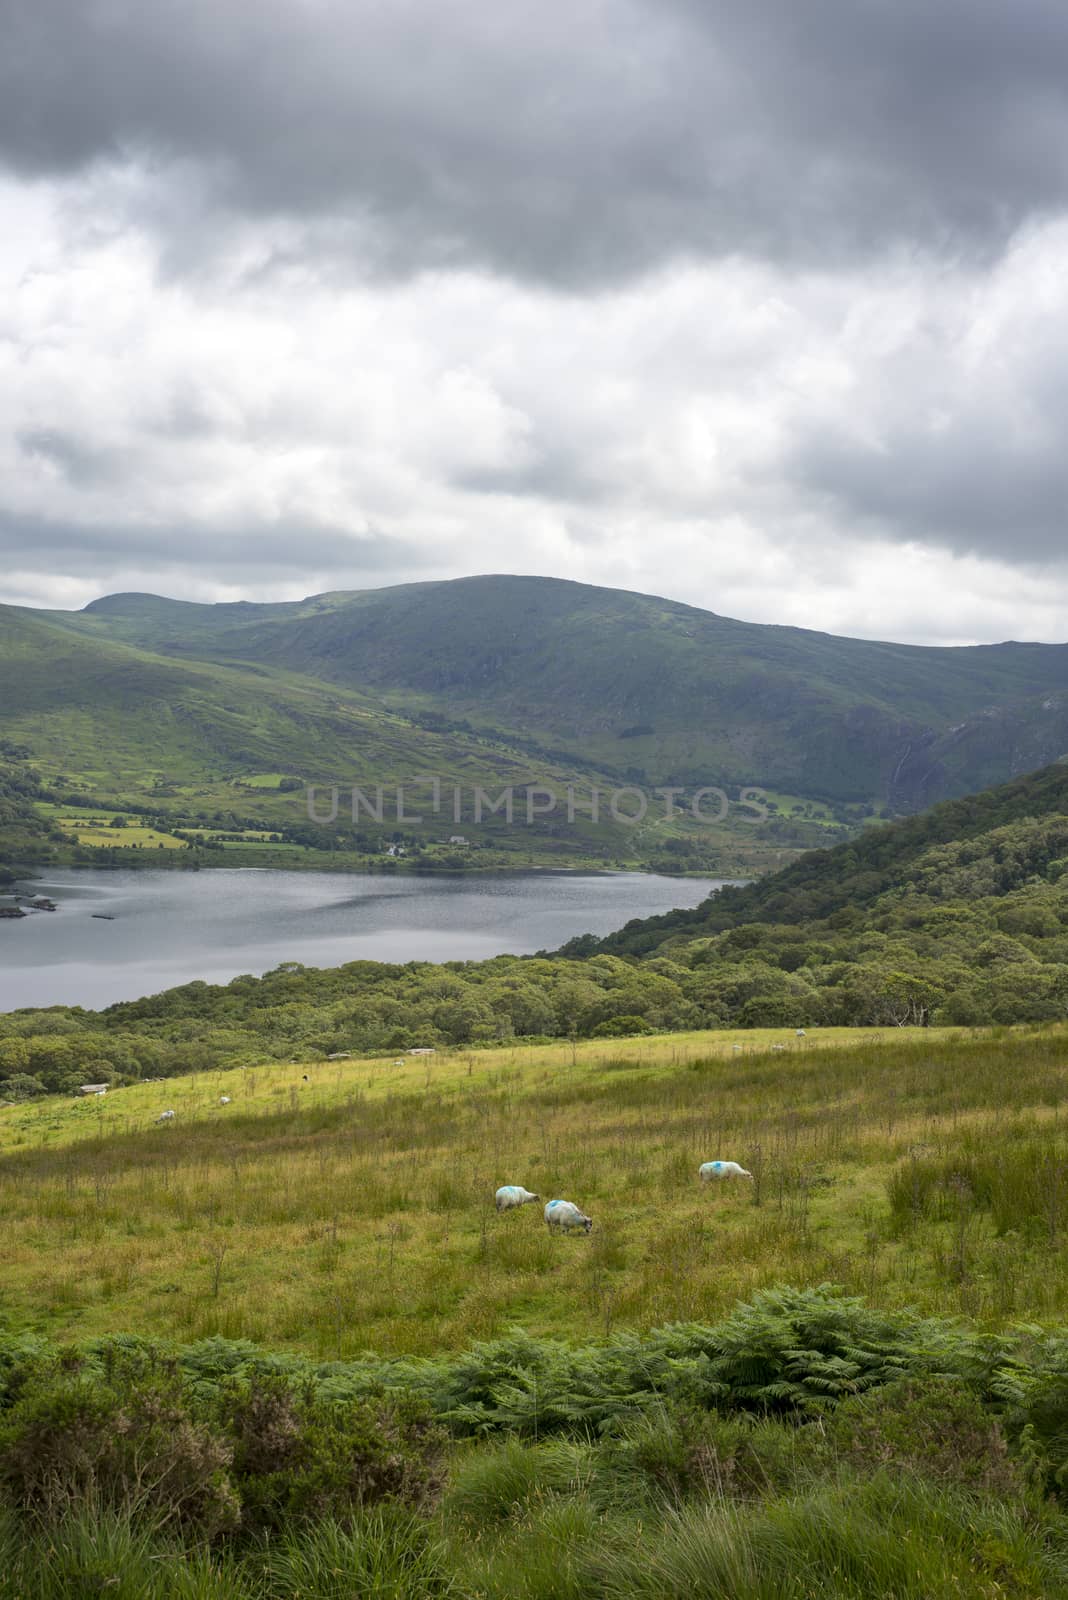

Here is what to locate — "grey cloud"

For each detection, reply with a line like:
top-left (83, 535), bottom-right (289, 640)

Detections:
top-left (5, 0), bottom-right (1068, 284)
top-left (789, 299), bottom-right (1068, 566)
top-left (795, 419), bottom-right (1068, 566)
top-left (0, 509), bottom-right (424, 582)
top-left (17, 428), bottom-right (121, 486)
top-left (454, 446), bottom-right (610, 505)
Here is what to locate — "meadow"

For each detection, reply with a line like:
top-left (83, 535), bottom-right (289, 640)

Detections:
top-left (7, 1024), bottom-right (1068, 1597)
top-left (3, 1023), bottom-right (1068, 1358)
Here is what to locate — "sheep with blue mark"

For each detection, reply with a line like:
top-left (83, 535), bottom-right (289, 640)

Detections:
top-left (545, 1198), bottom-right (593, 1234)
top-left (495, 1184), bottom-right (540, 1213)
top-left (699, 1160), bottom-right (752, 1181)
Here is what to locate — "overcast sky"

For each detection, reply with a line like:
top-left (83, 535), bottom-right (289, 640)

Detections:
top-left (3, 0), bottom-right (1068, 643)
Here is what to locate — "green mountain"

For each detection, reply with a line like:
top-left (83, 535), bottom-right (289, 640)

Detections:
top-left (63, 575), bottom-right (1068, 807)
top-left (0, 601), bottom-right (521, 790)
top-left (5, 573), bottom-right (1068, 873)
top-left (0, 600), bottom-right (742, 873)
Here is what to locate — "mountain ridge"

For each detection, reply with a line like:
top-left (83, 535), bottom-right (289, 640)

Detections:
top-left (36, 573), bottom-right (1068, 808)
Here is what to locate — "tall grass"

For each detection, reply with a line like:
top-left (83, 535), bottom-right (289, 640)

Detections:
top-left (594, 1477), bottom-right (1068, 1600)
top-left (2, 1026), bottom-right (1068, 1352)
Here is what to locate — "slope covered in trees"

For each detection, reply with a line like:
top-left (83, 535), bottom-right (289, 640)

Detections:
top-left (585, 758), bottom-right (1068, 954)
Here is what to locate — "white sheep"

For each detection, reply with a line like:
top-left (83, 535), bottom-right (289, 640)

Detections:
top-left (495, 1185), bottom-right (540, 1213)
top-left (699, 1160), bottom-right (752, 1180)
top-left (156, 1110), bottom-right (176, 1123)
top-left (219, 1096), bottom-right (231, 1106)
top-left (545, 1198), bottom-right (593, 1234)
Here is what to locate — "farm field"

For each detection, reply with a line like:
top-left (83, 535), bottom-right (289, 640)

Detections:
top-left (3, 1022), bottom-right (1066, 1358)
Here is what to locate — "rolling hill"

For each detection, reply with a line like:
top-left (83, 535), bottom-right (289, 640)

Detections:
top-left (5, 574), bottom-right (1068, 872)
top-left (569, 754), bottom-right (1068, 971)
top-left (56, 574), bottom-right (1068, 807)
top-left (0, 602), bottom-right (676, 870)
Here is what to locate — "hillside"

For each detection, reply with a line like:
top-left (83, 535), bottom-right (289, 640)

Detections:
top-left (8, 573), bottom-right (1068, 872)
top-left (0, 603), bottom-right (717, 873)
top-left (584, 756), bottom-right (1068, 955)
top-left (61, 574), bottom-right (1068, 806)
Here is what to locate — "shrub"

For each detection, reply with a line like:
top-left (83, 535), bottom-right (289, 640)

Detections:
top-left (0, 1368), bottom-right (239, 1537)
top-left (0, 1075), bottom-right (46, 1101)
top-left (0, 1337), bottom-right (48, 1412)
top-left (590, 1016), bottom-right (653, 1038)
top-left (826, 1375), bottom-right (1026, 1499)
top-left (221, 1374), bottom-right (446, 1531)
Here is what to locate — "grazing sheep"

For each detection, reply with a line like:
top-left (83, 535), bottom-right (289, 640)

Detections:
top-left (156, 1110), bottom-right (176, 1123)
top-left (219, 1096), bottom-right (231, 1106)
top-left (545, 1199), bottom-right (593, 1234)
top-left (495, 1184), bottom-right (540, 1213)
top-left (699, 1160), bottom-right (752, 1180)
top-left (795, 1028), bottom-right (807, 1038)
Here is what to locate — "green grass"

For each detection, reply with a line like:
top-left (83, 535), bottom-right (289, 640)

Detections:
top-left (3, 1023), bottom-right (1068, 1356)
top-left (2, 1420), bottom-right (1067, 1599)
top-left (0, 949), bottom-right (1065, 1600)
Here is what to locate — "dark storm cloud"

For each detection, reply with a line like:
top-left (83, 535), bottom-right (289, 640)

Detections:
top-left (5, 0), bottom-right (1068, 285)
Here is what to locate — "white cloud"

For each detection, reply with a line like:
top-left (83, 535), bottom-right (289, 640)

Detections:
top-left (3, 169), bottom-right (1068, 643)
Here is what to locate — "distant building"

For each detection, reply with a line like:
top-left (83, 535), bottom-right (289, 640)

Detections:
top-left (449, 835), bottom-right (469, 845)
top-left (78, 1084), bottom-right (109, 1096)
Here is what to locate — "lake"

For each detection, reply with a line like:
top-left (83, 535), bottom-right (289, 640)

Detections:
top-left (0, 867), bottom-right (726, 1011)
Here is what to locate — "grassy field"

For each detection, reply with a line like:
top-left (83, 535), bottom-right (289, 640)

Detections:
top-left (3, 1023), bottom-right (1067, 1358)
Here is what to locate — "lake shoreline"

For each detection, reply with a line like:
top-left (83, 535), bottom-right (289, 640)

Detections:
top-left (0, 865), bottom-right (725, 1011)
top-left (9, 856), bottom-right (722, 885)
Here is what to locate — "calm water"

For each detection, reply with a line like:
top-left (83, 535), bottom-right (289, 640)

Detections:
top-left (0, 867), bottom-right (724, 1011)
